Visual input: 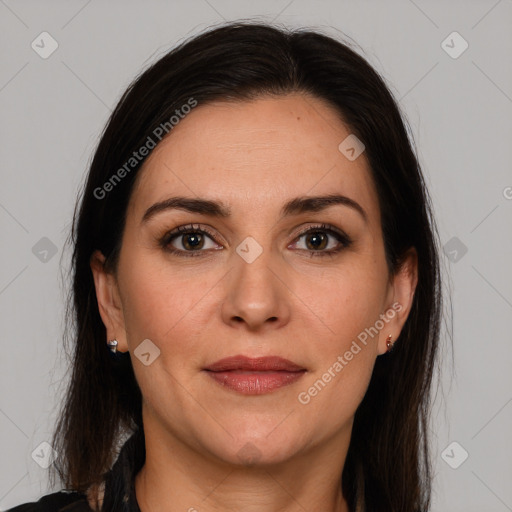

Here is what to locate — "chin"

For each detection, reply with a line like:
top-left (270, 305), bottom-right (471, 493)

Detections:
top-left (204, 430), bottom-right (302, 468)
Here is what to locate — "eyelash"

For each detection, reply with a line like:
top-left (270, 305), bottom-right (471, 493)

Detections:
top-left (159, 223), bottom-right (353, 258)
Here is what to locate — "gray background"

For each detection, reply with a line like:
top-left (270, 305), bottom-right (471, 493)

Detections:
top-left (1, 0), bottom-right (511, 510)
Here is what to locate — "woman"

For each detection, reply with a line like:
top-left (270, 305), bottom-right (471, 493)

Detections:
top-left (8, 20), bottom-right (444, 512)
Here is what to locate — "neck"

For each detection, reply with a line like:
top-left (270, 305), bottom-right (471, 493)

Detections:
top-left (134, 405), bottom-right (352, 512)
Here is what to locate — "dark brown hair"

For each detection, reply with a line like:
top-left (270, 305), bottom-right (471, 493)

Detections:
top-left (50, 20), bottom-right (445, 512)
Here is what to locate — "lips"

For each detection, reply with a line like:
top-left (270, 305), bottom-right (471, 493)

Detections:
top-left (204, 355), bottom-right (305, 372)
top-left (203, 355), bottom-right (306, 395)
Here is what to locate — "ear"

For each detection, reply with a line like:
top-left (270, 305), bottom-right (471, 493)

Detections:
top-left (378, 247), bottom-right (418, 355)
top-left (90, 250), bottom-right (128, 352)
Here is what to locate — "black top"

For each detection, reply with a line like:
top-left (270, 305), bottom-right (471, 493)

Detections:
top-left (6, 428), bottom-right (145, 512)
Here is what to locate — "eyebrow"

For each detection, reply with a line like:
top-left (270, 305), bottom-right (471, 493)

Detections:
top-left (141, 193), bottom-right (368, 225)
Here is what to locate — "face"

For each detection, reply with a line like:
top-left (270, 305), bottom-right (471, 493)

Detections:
top-left (92, 93), bottom-right (416, 468)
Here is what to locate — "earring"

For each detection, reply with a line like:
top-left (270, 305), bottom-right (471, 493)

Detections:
top-left (107, 339), bottom-right (118, 353)
top-left (386, 334), bottom-right (394, 352)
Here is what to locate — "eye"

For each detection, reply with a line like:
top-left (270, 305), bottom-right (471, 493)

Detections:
top-left (289, 224), bottom-right (352, 257)
top-left (159, 222), bottom-right (352, 259)
top-left (160, 224), bottom-right (222, 257)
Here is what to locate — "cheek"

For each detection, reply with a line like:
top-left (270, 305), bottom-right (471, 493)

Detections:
top-left (117, 255), bottom-right (213, 417)
top-left (296, 262), bottom-right (386, 350)
top-left (291, 267), bottom-right (384, 417)
top-left (118, 250), bottom-right (213, 357)
top-left (295, 346), bottom-right (376, 444)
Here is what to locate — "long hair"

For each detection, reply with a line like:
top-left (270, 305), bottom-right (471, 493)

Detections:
top-left (50, 21), bottom-right (445, 511)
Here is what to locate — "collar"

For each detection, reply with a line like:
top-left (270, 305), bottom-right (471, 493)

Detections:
top-left (101, 428), bottom-right (145, 512)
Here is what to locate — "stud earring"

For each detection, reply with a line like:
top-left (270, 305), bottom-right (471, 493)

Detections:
top-left (386, 334), bottom-right (394, 352)
top-left (107, 339), bottom-right (118, 353)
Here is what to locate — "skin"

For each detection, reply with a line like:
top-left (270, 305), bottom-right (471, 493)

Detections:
top-left (90, 93), bottom-right (418, 512)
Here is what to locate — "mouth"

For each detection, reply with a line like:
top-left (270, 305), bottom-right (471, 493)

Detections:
top-left (203, 355), bottom-right (307, 395)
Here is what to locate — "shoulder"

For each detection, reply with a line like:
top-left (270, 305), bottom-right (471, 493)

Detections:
top-left (5, 490), bottom-right (91, 512)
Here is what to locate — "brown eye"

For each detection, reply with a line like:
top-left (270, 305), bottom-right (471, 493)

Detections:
top-left (304, 231), bottom-right (328, 251)
top-left (160, 224), bottom-right (222, 257)
top-left (290, 224), bottom-right (352, 258)
top-left (168, 230), bottom-right (218, 252)
top-left (179, 232), bottom-right (205, 250)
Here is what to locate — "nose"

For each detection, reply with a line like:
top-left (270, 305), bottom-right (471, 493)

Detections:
top-left (220, 242), bottom-right (291, 332)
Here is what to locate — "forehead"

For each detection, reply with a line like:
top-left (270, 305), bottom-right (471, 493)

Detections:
top-left (129, 93), bottom-right (379, 224)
